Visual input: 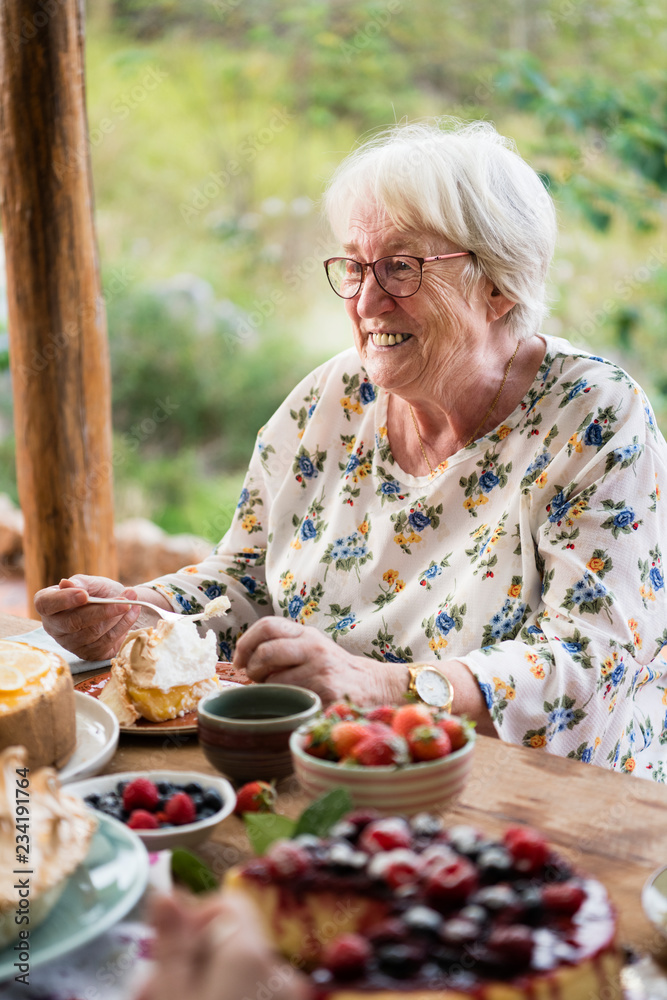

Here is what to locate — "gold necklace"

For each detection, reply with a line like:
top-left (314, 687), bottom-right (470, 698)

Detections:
top-left (409, 340), bottom-right (520, 476)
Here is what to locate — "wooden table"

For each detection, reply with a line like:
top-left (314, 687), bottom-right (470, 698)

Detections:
top-left (4, 613), bottom-right (667, 959)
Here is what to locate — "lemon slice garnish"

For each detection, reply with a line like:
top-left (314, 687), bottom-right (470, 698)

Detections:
top-left (0, 665), bottom-right (25, 692)
top-left (0, 641), bottom-right (52, 681)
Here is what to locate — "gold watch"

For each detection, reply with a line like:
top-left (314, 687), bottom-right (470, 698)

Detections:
top-left (407, 664), bottom-right (454, 711)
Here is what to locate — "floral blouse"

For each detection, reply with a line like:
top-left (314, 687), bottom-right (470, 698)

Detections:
top-left (149, 335), bottom-right (667, 782)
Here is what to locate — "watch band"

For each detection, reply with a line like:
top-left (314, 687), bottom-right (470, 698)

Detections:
top-left (407, 663), bottom-right (454, 711)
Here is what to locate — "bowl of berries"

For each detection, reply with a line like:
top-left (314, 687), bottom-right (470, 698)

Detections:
top-left (67, 770), bottom-right (236, 851)
top-left (289, 701), bottom-right (475, 815)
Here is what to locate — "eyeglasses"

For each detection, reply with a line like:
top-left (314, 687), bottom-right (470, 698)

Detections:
top-left (323, 252), bottom-right (471, 299)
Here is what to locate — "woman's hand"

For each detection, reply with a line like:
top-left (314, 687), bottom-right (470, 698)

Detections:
top-left (233, 616), bottom-right (408, 707)
top-left (134, 891), bottom-right (309, 1000)
top-left (34, 575), bottom-right (145, 660)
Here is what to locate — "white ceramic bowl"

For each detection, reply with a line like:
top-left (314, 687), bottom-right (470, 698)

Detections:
top-left (67, 770), bottom-right (236, 852)
top-left (642, 863), bottom-right (667, 959)
top-left (289, 726), bottom-right (475, 816)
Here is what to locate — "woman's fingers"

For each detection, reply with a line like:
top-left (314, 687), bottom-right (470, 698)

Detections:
top-left (34, 576), bottom-right (141, 659)
top-left (234, 616), bottom-right (309, 680)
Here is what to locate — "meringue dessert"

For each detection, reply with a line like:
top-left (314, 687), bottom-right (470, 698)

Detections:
top-left (0, 745), bottom-right (97, 949)
top-left (0, 640), bottom-right (76, 769)
top-left (101, 618), bottom-right (221, 725)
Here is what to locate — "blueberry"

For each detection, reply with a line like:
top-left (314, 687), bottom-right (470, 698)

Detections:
top-left (458, 904), bottom-right (487, 926)
top-left (376, 943), bottom-right (423, 979)
top-left (157, 781), bottom-right (174, 796)
top-left (410, 814), bottom-right (444, 838)
top-left (471, 884), bottom-right (519, 912)
top-left (85, 793), bottom-right (100, 808)
top-left (198, 807), bottom-right (215, 819)
top-left (447, 825), bottom-right (482, 857)
top-left (184, 781), bottom-right (204, 796)
top-left (440, 917), bottom-right (479, 945)
top-left (403, 906), bottom-right (443, 935)
top-left (329, 820), bottom-right (357, 841)
top-left (477, 846), bottom-right (513, 881)
top-left (516, 885), bottom-right (544, 924)
top-left (203, 789), bottom-right (223, 811)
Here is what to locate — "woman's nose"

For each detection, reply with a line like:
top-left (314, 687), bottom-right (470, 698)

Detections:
top-left (354, 267), bottom-right (395, 317)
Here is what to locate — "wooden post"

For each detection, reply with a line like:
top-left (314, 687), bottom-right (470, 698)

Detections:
top-left (0, 0), bottom-right (117, 615)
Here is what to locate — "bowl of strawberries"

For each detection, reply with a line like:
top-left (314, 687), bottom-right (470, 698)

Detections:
top-left (289, 701), bottom-right (475, 815)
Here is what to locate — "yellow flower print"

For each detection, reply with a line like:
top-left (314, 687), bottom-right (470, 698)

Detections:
top-left (656, 484), bottom-right (661, 501)
top-left (281, 572), bottom-right (294, 590)
top-left (352, 401), bottom-right (363, 415)
top-left (525, 651), bottom-right (539, 664)
top-left (340, 396), bottom-right (351, 409)
top-left (182, 566), bottom-right (198, 574)
top-left (463, 498), bottom-right (475, 510)
top-left (594, 736), bottom-right (601, 749)
top-left (298, 429), bottom-right (304, 439)
top-left (358, 521), bottom-right (369, 535)
top-left (407, 532), bottom-right (421, 544)
top-left (394, 579), bottom-right (405, 593)
top-left (242, 547), bottom-right (256, 553)
top-left (508, 583), bottom-right (521, 598)
top-left (477, 495), bottom-right (489, 505)
top-left (497, 425), bottom-right (511, 440)
top-left (587, 556), bottom-right (606, 574)
top-left (493, 676), bottom-right (505, 692)
top-left (601, 656), bottom-right (614, 676)
top-left (241, 514), bottom-right (258, 531)
top-left (429, 638), bottom-right (439, 652)
top-left (290, 537), bottom-right (302, 550)
top-left (661, 688), bottom-right (667, 706)
top-left (530, 733), bottom-right (547, 748)
top-left (623, 757), bottom-right (636, 772)
top-left (472, 524), bottom-right (489, 539)
top-left (568, 432), bottom-right (583, 454)
top-left (530, 663), bottom-right (545, 679)
top-left (346, 437), bottom-right (356, 453)
top-left (506, 688), bottom-right (516, 700)
top-left (437, 637), bottom-right (448, 649)
top-left (377, 426), bottom-right (387, 438)
top-left (640, 583), bottom-right (656, 603)
top-left (394, 533), bottom-right (407, 545)
top-left (535, 471), bottom-right (548, 488)
top-left (383, 569), bottom-right (399, 584)
top-left (302, 603), bottom-right (316, 618)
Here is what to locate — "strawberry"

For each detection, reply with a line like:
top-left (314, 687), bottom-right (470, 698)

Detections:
top-left (349, 730), bottom-right (409, 767)
top-left (322, 933), bottom-right (371, 978)
top-left (436, 715), bottom-right (469, 752)
top-left (359, 817), bottom-right (412, 853)
top-left (234, 780), bottom-right (277, 817)
top-left (329, 721), bottom-right (369, 760)
top-left (324, 701), bottom-right (360, 721)
top-left (164, 791), bottom-right (196, 826)
top-left (122, 777), bottom-right (160, 812)
top-left (365, 705), bottom-right (396, 726)
top-left (407, 724), bottom-right (452, 761)
top-left (503, 826), bottom-right (549, 875)
top-left (368, 848), bottom-right (422, 888)
top-left (265, 840), bottom-right (310, 880)
top-left (391, 703), bottom-right (435, 739)
top-left (127, 809), bottom-right (159, 830)
top-left (541, 881), bottom-right (586, 916)
top-left (303, 719), bottom-right (335, 759)
top-left (424, 856), bottom-right (478, 906)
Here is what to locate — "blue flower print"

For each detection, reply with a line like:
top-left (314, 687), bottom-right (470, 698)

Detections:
top-left (384, 651), bottom-right (407, 663)
top-left (571, 574), bottom-right (607, 605)
top-left (479, 471), bottom-right (500, 493)
top-left (299, 455), bottom-right (317, 479)
top-left (359, 381), bottom-right (376, 404)
top-left (435, 611), bottom-right (456, 635)
top-left (581, 747), bottom-right (593, 763)
top-left (335, 615), bottom-right (356, 630)
top-left (175, 593), bottom-right (192, 613)
top-left (584, 423), bottom-right (602, 446)
top-left (611, 664), bottom-right (625, 685)
top-left (525, 452), bottom-right (550, 477)
top-left (562, 641), bottom-right (582, 654)
top-left (613, 508), bottom-right (635, 529)
top-left (239, 575), bottom-right (256, 594)
top-left (345, 455), bottom-right (360, 475)
top-left (613, 442), bottom-right (640, 464)
top-left (351, 541), bottom-right (368, 558)
top-left (408, 510), bottom-right (431, 532)
top-left (331, 537), bottom-right (352, 560)
top-left (548, 490), bottom-right (571, 523)
top-left (300, 519), bottom-right (317, 541)
top-left (650, 567), bottom-right (664, 591)
top-left (205, 584), bottom-right (224, 599)
top-left (479, 682), bottom-right (493, 709)
top-left (424, 564), bottom-right (442, 580)
top-left (288, 595), bottom-right (304, 618)
top-left (218, 641), bottom-right (232, 661)
top-left (527, 625), bottom-right (544, 637)
top-left (307, 400), bottom-right (317, 418)
top-left (548, 706), bottom-right (576, 733)
top-left (237, 487), bottom-right (250, 508)
top-left (380, 480), bottom-right (401, 495)
top-left (569, 380), bottom-right (587, 399)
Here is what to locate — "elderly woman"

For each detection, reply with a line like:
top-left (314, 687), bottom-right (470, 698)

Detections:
top-left (36, 120), bottom-right (667, 780)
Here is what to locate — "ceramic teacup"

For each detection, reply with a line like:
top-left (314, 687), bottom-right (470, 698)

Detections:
top-left (197, 684), bottom-right (322, 784)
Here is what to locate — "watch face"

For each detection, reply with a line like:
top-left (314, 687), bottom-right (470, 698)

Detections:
top-left (415, 668), bottom-right (451, 708)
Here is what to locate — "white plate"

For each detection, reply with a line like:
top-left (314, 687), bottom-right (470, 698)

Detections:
top-left (59, 691), bottom-right (120, 784)
top-left (68, 769), bottom-right (237, 851)
top-left (0, 813), bottom-right (149, 981)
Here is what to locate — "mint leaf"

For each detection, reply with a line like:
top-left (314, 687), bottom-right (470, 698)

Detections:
top-left (244, 812), bottom-right (296, 855)
top-left (293, 787), bottom-right (353, 839)
top-left (171, 848), bottom-right (218, 894)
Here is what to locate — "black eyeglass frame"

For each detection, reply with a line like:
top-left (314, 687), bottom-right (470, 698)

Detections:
top-left (323, 252), bottom-right (472, 299)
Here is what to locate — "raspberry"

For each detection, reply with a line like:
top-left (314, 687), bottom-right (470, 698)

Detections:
top-left (359, 817), bottom-right (412, 854)
top-left (164, 792), bottom-right (196, 826)
top-left (329, 721), bottom-right (369, 760)
top-left (424, 856), bottom-right (478, 906)
top-left (486, 925), bottom-right (534, 970)
top-left (127, 809), bottom-right (159, 830)
top-left (407, 725), bottom-right (452, 761)
top-left (365, 705), bottom-right (396, 726)
top-left (392, 704), bottom-right (435, 739)
top-left (541, 881), bottom-right (586, 916)
top-left (122, 777), bottom-right (160, 812)
top-left (266, 840), bottom-right (310, 880)
top-left (504, 826), bottom-right (549, 875)
top-left (344, 809), bottom-right (382, 834)
top-left (349, 731), bottom-right (409, 767)
top-left (368, 848), bottom-right (422, 889)
top-left (436, 715), bottom-right (469, 751)
top-left (322, 933), bottom-right (371, 978)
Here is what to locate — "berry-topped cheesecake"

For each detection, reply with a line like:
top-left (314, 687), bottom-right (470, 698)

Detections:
top-left (225, 812), bottom-right (622, 999)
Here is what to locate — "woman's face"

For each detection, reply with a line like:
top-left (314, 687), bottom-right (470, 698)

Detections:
top-left (341, 203), bottom-right (493, 400)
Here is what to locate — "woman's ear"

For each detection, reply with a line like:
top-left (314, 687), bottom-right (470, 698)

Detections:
top-left (485, 280), bottom-right (515, 322)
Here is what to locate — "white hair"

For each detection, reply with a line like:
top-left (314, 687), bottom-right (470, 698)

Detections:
top-left (323, 119), bottom-right (557, 341)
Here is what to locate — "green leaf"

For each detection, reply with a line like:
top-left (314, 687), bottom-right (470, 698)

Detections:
top-left (171, 848), bottom-right (218, 894)
top-left (244, 812), bottom-right (296, 855)
top-left (293, 787), bottom-right (353, 839)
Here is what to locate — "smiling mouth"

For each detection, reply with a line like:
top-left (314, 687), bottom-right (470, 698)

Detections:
top-left (369, 333), bottom-right (412, 347)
